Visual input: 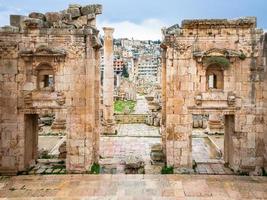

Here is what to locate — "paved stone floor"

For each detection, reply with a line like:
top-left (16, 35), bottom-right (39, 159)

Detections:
top-left (133, 94), bottom-right (149, 114)
top-left (100, 136), bottom-right (162, 174)
top-left (0, 174), bottom-right (266, 199)
top-left (38, 136), bottom-right (65, 155)
top-left (116, 124), bottom-right (160, 137)
top-left (192, 137), bottom-right (222, 163)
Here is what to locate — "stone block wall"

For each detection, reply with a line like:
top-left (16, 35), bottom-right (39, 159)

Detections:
top-left (161, 18), bottom-right (266, 172)
top-left (0, 4), bottom-right (102, 174)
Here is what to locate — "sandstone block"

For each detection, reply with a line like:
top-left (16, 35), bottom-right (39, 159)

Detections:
top-left (67, 7), bottom-right (81, 19)
top-left (10, 15), bottom-right (26, 28)
top-left (81, 4), bottom-right (102, 16)
top-left (29, 12), bottom-right (46, 21)
top-left (45, 12), bottom-right (62, 23)
top-left (0, 25), bottom-right (19, 33)
top-left (23, 18), bottom-right (44, 28)
top-left (0, 60), bottom-right (17, 74)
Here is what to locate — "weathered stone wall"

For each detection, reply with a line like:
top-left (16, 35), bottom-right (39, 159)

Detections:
top-left (0, 4), bottom-right (102, 174)
top-left (263, 33), bottom-right (267, 171)
top-left (162, 18), bottom-right (266, 172)
top-left (115, 114), bottom-right (148, 124)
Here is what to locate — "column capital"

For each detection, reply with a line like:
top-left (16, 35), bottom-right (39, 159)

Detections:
top-left (103, 27), bottom-right (114, 34)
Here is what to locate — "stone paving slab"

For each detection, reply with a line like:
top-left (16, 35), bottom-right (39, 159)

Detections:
top-left (116, 124), bottom-right (160, 137)
top-left (0, 175), bottom-right (266, 199)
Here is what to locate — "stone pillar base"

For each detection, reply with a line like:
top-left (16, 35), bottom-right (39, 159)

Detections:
top-left (51, 119), bottom-right (66, 131)
top-left (102, 122), bottom-right (116, 135)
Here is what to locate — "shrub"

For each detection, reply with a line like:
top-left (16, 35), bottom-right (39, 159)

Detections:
top-left (239, 53), bottom-right (246, 60)
top-left (90, 163), bottom-right (100, 174)
top-left (204, 56), bottom-right (230, 68)
top-left (161, 166), bottom-right (174, 174)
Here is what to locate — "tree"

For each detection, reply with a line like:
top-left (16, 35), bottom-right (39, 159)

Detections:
top-left (121, 65), bottom-right (129, 78)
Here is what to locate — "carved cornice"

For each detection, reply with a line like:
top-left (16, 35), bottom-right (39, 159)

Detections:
top-left (19, 45), bottom-right (66, 57)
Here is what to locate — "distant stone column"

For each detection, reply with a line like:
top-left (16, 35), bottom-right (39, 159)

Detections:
top-left (102, 27), bottom-right (116, 135)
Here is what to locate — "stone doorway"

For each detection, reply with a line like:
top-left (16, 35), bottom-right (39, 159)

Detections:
top-left (24, 114), bottom-right (38, 169)
top-left (23, 114), bottom-right (66, 175)
top-left (192, 114), bottom-right (235, 175)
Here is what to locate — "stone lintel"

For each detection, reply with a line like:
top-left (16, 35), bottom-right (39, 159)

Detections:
top-left (181, 17), bottom-right (257, 29)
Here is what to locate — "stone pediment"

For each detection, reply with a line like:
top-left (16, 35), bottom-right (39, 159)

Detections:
top-left (20, 45), bottom-right (66, 57)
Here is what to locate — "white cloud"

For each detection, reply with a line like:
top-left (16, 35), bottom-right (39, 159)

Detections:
top-left (97, 18), bottom-right (167, 40)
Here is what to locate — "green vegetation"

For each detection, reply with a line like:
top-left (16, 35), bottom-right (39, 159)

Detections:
top-left (239, 53), bottom-right (246, 60)
top-left (161, 166), bottom-right (174, 174)
top-left (89, 163), bottom-right (100, 174)
top-left (114, 100), bottom-right (136, 114)
top-left (121, 65), bottom-right (129, 78)
top-left (204, 56), bottom-right (230, 68)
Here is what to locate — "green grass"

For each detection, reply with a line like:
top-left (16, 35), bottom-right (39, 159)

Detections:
top-left (114, 100), bottom-right (136, 114)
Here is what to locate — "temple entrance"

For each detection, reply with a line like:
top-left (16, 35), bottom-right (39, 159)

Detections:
top-left (23, 113), bottom-right (66, 175)
top-left (24, 114), bottom-right (38, 169)
top-left (191, 114), bottom-right (235, 174)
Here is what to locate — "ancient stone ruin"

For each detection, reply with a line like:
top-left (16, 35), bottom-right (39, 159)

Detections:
top-left (0, 3), bottom-right (266, 176)
top-left (0, 4), bottom-right (102, 174)
top-left (161, 18), bottom-right (267, 173)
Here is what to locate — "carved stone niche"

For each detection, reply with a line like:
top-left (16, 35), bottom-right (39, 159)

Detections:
top-left (227, 92), bottom-right (236, 106)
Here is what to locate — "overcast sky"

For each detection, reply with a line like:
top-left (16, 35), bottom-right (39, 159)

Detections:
top-left (0, 0), bottom-right (266, 40)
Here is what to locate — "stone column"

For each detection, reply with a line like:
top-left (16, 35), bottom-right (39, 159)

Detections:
top-left (161, 47), bottom-right (167, 156)
top-left (102, 27), bottom-right (116, 135)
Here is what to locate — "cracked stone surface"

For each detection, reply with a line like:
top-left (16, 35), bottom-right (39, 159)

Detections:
top-left (0, 175), bottom-right (266, 199)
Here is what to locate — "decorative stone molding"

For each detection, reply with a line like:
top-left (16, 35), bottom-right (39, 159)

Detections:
top-left (56, 91), bottom-right (66, 106)
top-left (227, 92), bottom-right (236, 106)
top-left (194, 93), bottom-right (202, 106)
top-left (24, 92), bottom-right (33, 107)
top-left (173, 43), bottom-right (191, 54)
top-left (193, 48), bottom-right (245, 65)
top-left (20, 46), bottom-right (67, 57)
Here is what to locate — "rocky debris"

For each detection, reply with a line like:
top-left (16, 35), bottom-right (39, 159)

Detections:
top-left (81, 4), bottom-right (102, 15)
top-left (150, 144), bottom-right (164, 163)
top-left (174, 167), bottom-right (195, 174)
top-left (124, 155), bottom-right (145, 174)
top-left (45, 12), bottom-right (63, 23)
top-left (23, 18), bottom-right (44, 28)
top-left (29, 12), bottom-right (46, 21)
top-left (58, 141), bottom-right (67, 159)
top-left (67, 6), bottom-right (81, 19)
top-left (249, 166), bottom-right (263, 176)
top-left (6, 4), bottom-right (102, 30)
